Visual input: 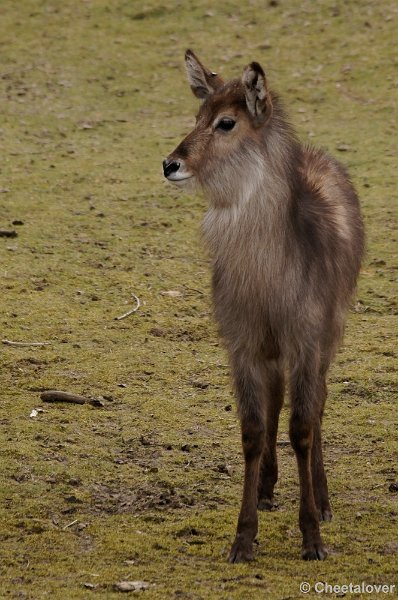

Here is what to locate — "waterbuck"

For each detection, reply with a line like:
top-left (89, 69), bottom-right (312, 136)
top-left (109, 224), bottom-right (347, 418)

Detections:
top-left (163, 50), bottom-right (364, 563)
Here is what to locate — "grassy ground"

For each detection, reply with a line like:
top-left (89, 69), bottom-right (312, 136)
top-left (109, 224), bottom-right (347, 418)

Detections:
top-left (0, 1), bottom-right (397, 598)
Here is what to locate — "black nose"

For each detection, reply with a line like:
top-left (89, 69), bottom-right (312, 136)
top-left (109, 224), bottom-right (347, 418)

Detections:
top-left (163, 158), bottom-right (180, 178)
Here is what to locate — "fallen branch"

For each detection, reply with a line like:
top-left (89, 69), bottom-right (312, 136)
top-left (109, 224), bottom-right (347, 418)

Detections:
top-left (0, 230), bottom-right (17, 238)
top-left (40, 391), bottom-right (103, 407)
top-left (2, 339), bottom-right (50, 347)
top-left (41, 391), bottom-right (86, 404)
top-left (63, 519), bottom-right (78, 530)
top-left (115, 293), bottom-right (140, 320)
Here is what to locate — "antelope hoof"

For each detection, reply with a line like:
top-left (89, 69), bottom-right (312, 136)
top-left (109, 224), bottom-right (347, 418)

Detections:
top-left (302, 543), bottom-right (328, 561)
top-left (258, 497), bottom-right (278, 511)
top-left (228, 537), bottom-right (254, 563)
top-left (319, 508), bottom-right (333, 522)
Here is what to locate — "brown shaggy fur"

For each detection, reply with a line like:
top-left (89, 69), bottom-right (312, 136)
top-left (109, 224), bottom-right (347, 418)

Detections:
top-left (163, 50), bottom-right (364, 563)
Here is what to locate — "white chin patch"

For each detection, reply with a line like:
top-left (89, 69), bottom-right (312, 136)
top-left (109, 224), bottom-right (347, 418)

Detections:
top-left (167, 172), bottom-right (193, 185)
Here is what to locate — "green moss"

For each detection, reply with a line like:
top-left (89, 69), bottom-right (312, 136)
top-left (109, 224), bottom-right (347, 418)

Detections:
top-left (0, 1), bottom-right (396, 598)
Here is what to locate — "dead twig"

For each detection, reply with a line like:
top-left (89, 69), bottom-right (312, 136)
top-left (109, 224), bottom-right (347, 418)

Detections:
top-left (0, 230), bottom-right (17, 238)
top-left (40, 391), bottom-right (103, 407)
top-left (2, 339), bottom-right (50, 347)
top-left (63, 519), bottom-right (78, 530)
top-left (185, 286), bottom-right (205, 296)
top-left (41, 391), bottom-right (87, 404)
top-left (115, 293), bottom-right (140, 320)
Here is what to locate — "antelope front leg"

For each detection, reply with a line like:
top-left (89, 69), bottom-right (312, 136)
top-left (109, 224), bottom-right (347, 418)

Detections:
top-left (290, 416), bottom-right (327, 560)
top-left (258, 364), bottom-right (284, 511)
top-left (229, 415), bottom-right (265, 563)
top-left (312, 420), bottom-right (332, 522)
top-left (290, 367), bottom-right (327, 560)
top-left (312, 376), bottom-right (332, 522)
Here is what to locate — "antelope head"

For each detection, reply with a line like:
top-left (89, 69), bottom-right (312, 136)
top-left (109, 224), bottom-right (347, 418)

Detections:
top-left (163, 50), bottom-right (273, 204)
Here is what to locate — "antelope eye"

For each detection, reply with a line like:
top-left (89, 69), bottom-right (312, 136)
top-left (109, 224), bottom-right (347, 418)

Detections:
top-left (216, 118), bottom-right (236, 132)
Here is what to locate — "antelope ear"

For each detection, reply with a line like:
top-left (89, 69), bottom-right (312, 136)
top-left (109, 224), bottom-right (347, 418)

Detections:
top-left (242, 62), bottom-right (272, 125)
top-left (185, 49), bottom-right (224, 100)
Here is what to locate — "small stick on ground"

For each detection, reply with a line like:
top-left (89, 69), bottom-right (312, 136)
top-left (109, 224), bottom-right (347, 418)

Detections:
top-left (63, 519), bottom-right (78, 530)
top-left (115, 293), bottom-right (140, 320)
top-left (41, 390), bottom-right (104, 407)
top-left (2, 339), bottom-right (51, 347)
top-left (41, 391), bottom-right (87, 404)
top-left (0, 230), bottom-right (17, 238)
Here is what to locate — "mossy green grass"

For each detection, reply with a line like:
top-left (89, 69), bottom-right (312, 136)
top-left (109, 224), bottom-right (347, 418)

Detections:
top-left (0, 1), bottom-right (396, 598)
